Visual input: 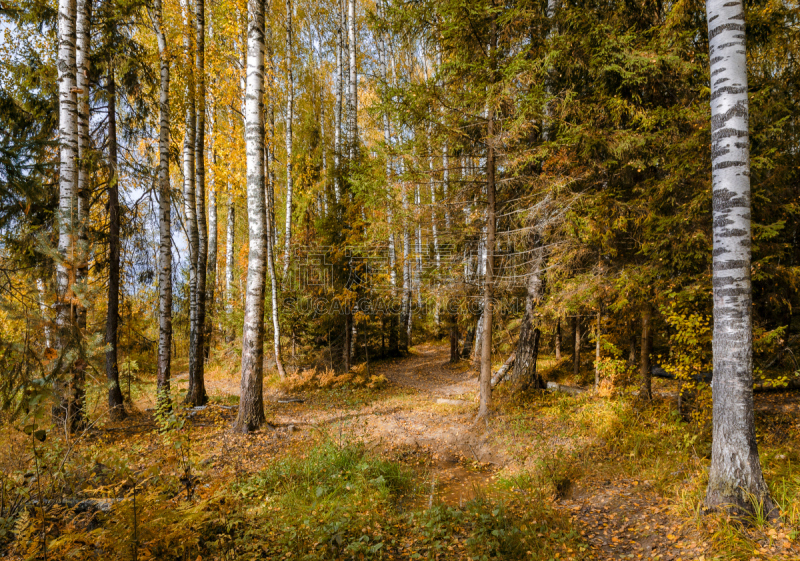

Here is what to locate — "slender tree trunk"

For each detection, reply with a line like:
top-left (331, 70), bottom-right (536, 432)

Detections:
top-left (205, 109), bottom-right (217, 361)
top-left (414, 185), bottom-right (422, 308)
top-left (401, 183), bottom-right (411, 350)
top-left (478, 103), bottom-right (497, 419)
top-left (224, 183), bottom-right (235, 342)
top-left (54, 0), bottom-right (85, 433)
top-left (334, 13), bottom-right (342, 203)
top-left (628, 319), bottom-right (636, 365)
top-left (105, 69), bottom-right (125, 420)
top-left (573, 316), bottom-right (581, 379)
top-left (234, 0), bottom-right (268, 433)
top-left (37, 279), bottom-right (52, 348)
top-left (75, 0), bottom-right (90, 338)
top-left (155, 0), bottom-right (172, 407)
top-left (283, 0), bottom-right (294, 277)
top-left (188, 0), bottom-right (208, 406)
top-left (347, 0), bottom-right (357, 158)
top-left (182, 7), bottom-right (200, 404)
top-left (512, 257), bottom-right (544, 389)
top-left (594, 307), bottom-right (601, 390)
top-left (704, 0), bottom-right (774, 516)
top-left (478, 22), bottom-right (497, 419)
top-left (555, 318), bottom-right (561, 361)
top-left (639, 305), bottom-right (652, 400)
top-left (341, 0), bottom-right (350, 154)
top-left (266, 127), bottom-right (286, 378)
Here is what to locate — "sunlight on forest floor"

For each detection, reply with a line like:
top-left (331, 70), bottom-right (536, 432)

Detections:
top-left (2, 343), bottom-right (799, 559)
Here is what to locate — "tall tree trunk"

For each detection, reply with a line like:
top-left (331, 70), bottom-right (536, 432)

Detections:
top-left (182, 7), bottom-right (200, 404)
top-left (283, 0), bottom-right (294, 277)
top-left (37, 278), bottom-right (52, 348)
top-left (555, 318), bottom-right (561, 361)
top-left (628, 319), bottom-right (637, 365)
top-left (154, 0), bottom-right (172, 407)
top-left (341, 0), bottom-right (350, 154)
top-left (55, 0), bottom-right (85, 433)
top-left (573, 316), bottom-right (581, 379)
top-left (595, 307), bottom-right (601, 390)
top-left (75, 0), bottom-right (90, 338)
top-left (266, 123), bottom-right (286, 378)
top-left (401, 183), bottom-right (411, 350)
top-left (334, 11), bottom-right (342, 203)
top-left (414, 185), bottom-right (422, 308)
top-left (512, 257), bottom-right (544, 389)
top-left (639, 305), bottom-right (652, 399)
top-left (234, 0), bottom-right (268, 433)
top-left (206, 109), bottom-right (218, 360)
top-left (105, 68), bottom-right (125, 420)
top-left (188, 0), bottom-right (208, 406)
top-left (224, 183), bottom-right (235, 342)
top-left (347, 0), bottom-right (357, 158)
top-left (478, 19), bottom-right (497, 420)
top-left (704, 0), bottom-right (774, 515)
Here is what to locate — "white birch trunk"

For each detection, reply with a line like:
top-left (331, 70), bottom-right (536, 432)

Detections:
top-left (181, 2), bottom-right (199, 401)
top-left (189, 0), bottom-right (209, 405)
top-left (234, 0), bottom-right (268, 432)
top-left (154, 0), bottom-right (172, 404)
top-left (704, 0), bottom-right (774, 515)
top-left (206, 107), bottom-right (218, 356)
top-left (282, 0), bottom-right (294, 277)
top-left (347, 0), bottom-right (357, 158)
top-left (55, 0), bottom-right (84, 432)
top-left (334, 16), bottom-right (342, 203)
top-left (224, 182), bottom-right (235, 340)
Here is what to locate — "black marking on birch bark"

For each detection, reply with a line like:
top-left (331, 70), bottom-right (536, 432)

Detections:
top-left (708, 13), bottom-right (719, 22)
top-left (719, 41), bottom-right (745, 50)
top-left (713, 161), bottom-right (747, 170)
top-left (713, 247), bottom-right (731, 257)
top-left (711, 145), bottom-right (731, 160)
top-left (712, 127), bottom-right (747, 141)
top-left (713, 189), bottom-right (748, 210)
top-left (711, 86), bottom-right (748, 101)
top-left (718, 228), bottom-right (748, 238)
top-left (714, 259), bottom-right (748, 271)
top-left (710, 22), bottom-right (745, 39)
top-left (713, 216), bottom-right (736, 229)
top-left (711, 102), bottom-right (748, 130)
top-left (713, 77), bottom-right (730, 86)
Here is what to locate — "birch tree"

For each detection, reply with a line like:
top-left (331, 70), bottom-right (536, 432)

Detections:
top-left (54, 0), bottom-right (85, 432)
top-left (182, 3), bottom-right (201, 404)
top-left (703, 0), bottom-right (774, 516)
top-left (234, 0), bottom-right (268, 432)
top-left (153, 0), bottom-right (172, 406)
top-left (282, 0), bottom-right (294, 277)
top-left (188, 0), bottom-right (209, 406)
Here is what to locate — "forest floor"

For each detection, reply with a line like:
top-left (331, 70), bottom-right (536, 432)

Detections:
top-left (3, 342), bottom-right (800, 560)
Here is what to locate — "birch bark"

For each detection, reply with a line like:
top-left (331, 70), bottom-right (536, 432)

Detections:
top-left (347, 0), bottom-right (357, 158)
top-left (188, 0), bottom-right (209, 406)
top-left (704, 0), bottom-right (774, 515)
top-left (182, 5), bottom-right (200, 404)
top-left (224, 183), bottom-right (234, 342)
top-left (234, 0), bottom-right (268, 432)
top-left (55, 0), bottom-right (84, 432)
top-left (154, 0), bottom-right (172, 406)
top-left (283, 0), bottom-right (294, 277)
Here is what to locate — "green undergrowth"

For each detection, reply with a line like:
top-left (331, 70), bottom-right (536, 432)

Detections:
top-left (4, 434), bottom-right (587, 560)
top-left (496, 387), bottom-right (800, 559)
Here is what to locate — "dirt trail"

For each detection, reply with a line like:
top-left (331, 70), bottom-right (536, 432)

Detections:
top-left (273, 344), bottom-right (509, 468)
top-left (168, 344), bottom-right (796, 560)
